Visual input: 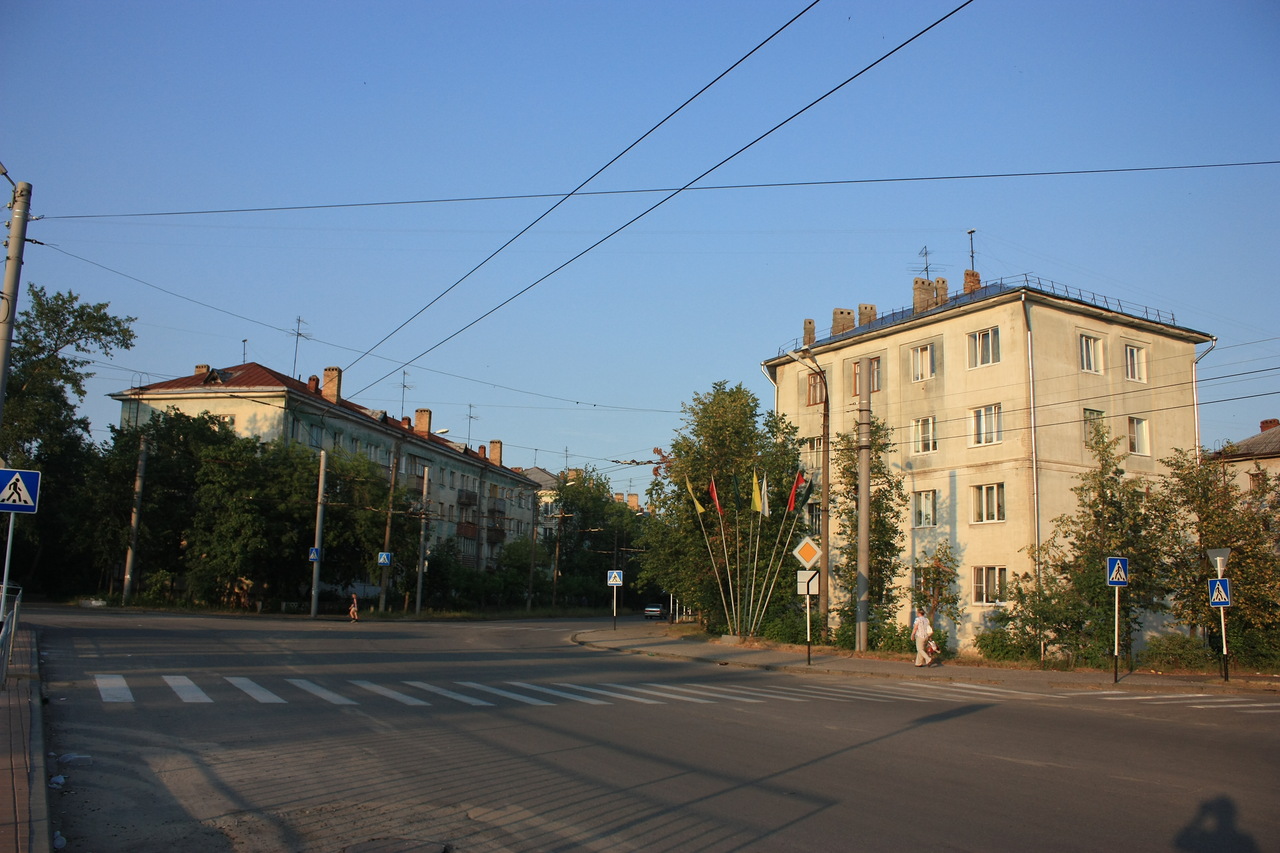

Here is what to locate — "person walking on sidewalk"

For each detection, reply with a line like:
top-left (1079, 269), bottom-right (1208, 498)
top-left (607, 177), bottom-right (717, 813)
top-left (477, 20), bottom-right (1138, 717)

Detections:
top-left (349, 594), bottom-right (360, 623)
top-left (911, 608), bottom-right (934, 667)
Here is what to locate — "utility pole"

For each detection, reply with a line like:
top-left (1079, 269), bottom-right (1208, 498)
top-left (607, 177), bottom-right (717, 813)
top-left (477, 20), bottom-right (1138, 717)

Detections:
top-left (0, 178), bottom-right (33, 431)
top-left (526, 495), bottom-right (539, 612)
top-left (379, 446), bottom-right (399, 611)
top-left (122, 436), bottom-right (149, 605)
top-left (309, 450), bottom-right (327, 617)
top-left (856, 357), bottom-right (872, 652)
top-left (416, 466), bottom-right (429, 615)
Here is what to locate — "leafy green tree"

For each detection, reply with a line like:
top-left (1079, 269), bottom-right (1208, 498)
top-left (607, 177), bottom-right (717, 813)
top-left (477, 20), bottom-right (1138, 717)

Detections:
top-left (830, 417), bottom-right (908, 642)
top-left (638, 381), bottom-right (804, 634)
top-left (912, 539), bottom-right (963, 626)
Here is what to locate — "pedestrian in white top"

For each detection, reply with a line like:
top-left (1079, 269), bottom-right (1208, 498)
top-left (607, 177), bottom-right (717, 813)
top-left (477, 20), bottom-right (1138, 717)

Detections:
top-left (911, 608), bottom-right (934, 667)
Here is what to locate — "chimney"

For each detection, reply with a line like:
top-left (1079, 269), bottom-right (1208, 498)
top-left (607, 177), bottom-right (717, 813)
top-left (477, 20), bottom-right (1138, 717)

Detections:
top-left (964, 269), bottom-right (982, 294)
top-left (490, 439), bottom-right (502, 467)
top-left (614, 493), bottom-right (624, 504)
top-left (307, 375), bottom-right (320, 394)
top-left (401, 416), bottom-right (412, 429)
top-left (858, 303), bottom-right (877, 326)
top-left (832, 308), bottom-right (855, 336)
top-left (912, 276), bottom-right (948, 313)
top-left (322, 367), bottom-right (342, 403)
top-left (1262, 418), bottom-right (1279, 433)
top-left (415, 408), bottom-right (433, 435)
top-left (627, 494), bottom-right (640, 511)
top-left (478, 444), bottom-right (488, 460)
top-left (803, 319), bottom-right (815, 347)
top-left (195, 364), bottom-right (210, 375)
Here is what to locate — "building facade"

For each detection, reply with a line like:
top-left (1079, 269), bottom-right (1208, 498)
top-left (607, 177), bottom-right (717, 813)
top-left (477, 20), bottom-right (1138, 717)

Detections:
top-left (111, 362), bottom-right (538, 570)
top-left (763, 272), bottom-right (1213, 648)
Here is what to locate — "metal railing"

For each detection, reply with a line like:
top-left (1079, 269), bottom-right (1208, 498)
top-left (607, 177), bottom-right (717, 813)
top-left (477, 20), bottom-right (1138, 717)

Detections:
top-left (0, 584), bottom-right (22, 690)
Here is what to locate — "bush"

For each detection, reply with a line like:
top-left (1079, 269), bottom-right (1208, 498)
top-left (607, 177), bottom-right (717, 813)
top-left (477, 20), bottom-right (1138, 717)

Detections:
top-left (974, 626), bottom-right (1039, 662)
top-left (1139, 633), bottom-right (1216, 671)
top-left (760, 607), bottom-right (821, 644)
top-left (1230, 628), bottom-right (1280, 670)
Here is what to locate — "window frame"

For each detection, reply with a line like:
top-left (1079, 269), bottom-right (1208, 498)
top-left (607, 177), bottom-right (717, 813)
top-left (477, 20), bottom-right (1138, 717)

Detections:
top-left (911, 489), bottom-right (937, 528)
top-left (911, 343), bottom-right (935, 382)
top-left (1080, 333), bottom-right (1103, 374)
top-left (1128, 416), bottom-right (1149, 455)
top-left (972, 403), bottom-right (1003, 446)
top-left (806, 371), bottom-right (827, 407)
top-left (973, 482), bottom-right (1006, 523)
top-left (912, 416), bottom-right (938, 454)
top-left (851, 356), bottom-right (882, 396)
top-left (973, 565), bottom-right (1007, 604)
top-left (1124, 344), bottom-right (1147, 382)
top-left (967, 327), bottom-right (1001, 368)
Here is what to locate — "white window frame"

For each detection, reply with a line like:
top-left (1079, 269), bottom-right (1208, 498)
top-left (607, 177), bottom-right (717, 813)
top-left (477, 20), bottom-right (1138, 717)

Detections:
top-left (912, 416), bottom-right (938, 454)
top-left (912, 490), bottom-right (937, 528)
top-left (973, 483), bottom-right (1005, 523)
top-left (911, 344), bottom-right (935, 382)
top-left (1128, 416), bottom-right (1149, 455)
top-left (972, 403), bottom-right (1002, 446)
top-left (1080, 334), bottom-right (1103, 374)
top-left (973, 565), bottom-right (1007, 604)
top-left (1083, 408), bottom-right (1105, 443)
top-left (968, 327), bottom-right (1000, 367)
top-left (1124, 344), bottom-right (1147, 382)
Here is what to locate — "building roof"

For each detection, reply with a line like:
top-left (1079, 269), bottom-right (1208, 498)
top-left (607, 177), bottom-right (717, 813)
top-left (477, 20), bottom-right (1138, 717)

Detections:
top-left (1217, 420), bottom-right (1280, 461)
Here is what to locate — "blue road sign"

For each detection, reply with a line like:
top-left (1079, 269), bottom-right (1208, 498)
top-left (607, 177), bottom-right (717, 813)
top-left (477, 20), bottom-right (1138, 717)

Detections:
top-left (607, 570), bottom-right (623, 587)
top-left (309, 547), bottom-right (321, 562)
top-left (378, 552), bottom-right (392, 567)
top-left (1209, 577), bottom-right (1231, 607)
top-left (0, 468), bottom-right (40, 514)
top-left (1106, 556), bottom-right (1129, 587)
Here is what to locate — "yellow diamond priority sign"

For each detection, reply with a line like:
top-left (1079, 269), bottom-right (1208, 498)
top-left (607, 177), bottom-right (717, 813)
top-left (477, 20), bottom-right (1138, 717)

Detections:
top-left (793, 536), bottom-right (821, 569)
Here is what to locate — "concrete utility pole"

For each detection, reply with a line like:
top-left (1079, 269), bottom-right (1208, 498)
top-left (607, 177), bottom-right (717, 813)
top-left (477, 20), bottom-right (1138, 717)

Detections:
top-left (309, 450), bottom-right (327, 618)
top-left (379, 446), bottom-right (400, 611)
top-left (122, 436), bottom-right (149, 605)
top-left (0, 179), bottom-right (33, 431)
top-left (416, 466), bottom-right (429, 615)
top-left (856, 357), bottom-right (872, 652)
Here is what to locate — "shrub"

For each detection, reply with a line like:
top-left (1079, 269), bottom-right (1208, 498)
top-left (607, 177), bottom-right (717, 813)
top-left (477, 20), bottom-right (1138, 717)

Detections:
top-left (1139, 633), bottom-right (1216, 671)
top-left (974, 626), bottom-right (1039, 662)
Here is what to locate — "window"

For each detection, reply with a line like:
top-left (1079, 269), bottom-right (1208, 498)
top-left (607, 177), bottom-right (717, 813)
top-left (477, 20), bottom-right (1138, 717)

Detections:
top-left (852, 357), bottom-right (882, 395)
top-left (806, 371), bottom-right (827, 407)
top-left (912, 490), bottom-right (937, 528)
top-left (1249, 472), bottom-right (1265, 492)
top-left (973, 566), bottom-right (1007, 603)
top-left (973, 483), bottom-right (1005, 523)
top-left (1080, 334), bottom-right (1102, 373)
top-left (972, 404), bottom-right (1002, 445)
top-left (968, 327), bottom-right (1000, 367)
top-left (1128, 416), bottom-right (1149, 455)
top-left (911, 344), bottom-right (935, 382)
top-left (912, 417), bottom-right (938, 454)
top-left (1083, 408), bottom-right (1105, 443)
top-left (1125, 344), bottom-right (1147, 382)
top-left (308, 424), bottom-right (323, 448)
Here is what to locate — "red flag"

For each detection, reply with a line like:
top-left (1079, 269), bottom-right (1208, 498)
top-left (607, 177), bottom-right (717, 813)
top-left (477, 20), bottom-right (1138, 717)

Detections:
top-left (787, 471), bottom-right (806, 512)
top-left (709, 477), bottom-right (723, 515)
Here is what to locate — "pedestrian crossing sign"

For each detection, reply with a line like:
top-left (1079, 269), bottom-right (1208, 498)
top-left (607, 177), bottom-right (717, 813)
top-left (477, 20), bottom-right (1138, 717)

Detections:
top-left (607, 570), bottom-right (623, 587)
top-left (378, 552), bottom-right (392, 566)
top-left (309, 547), bottom-right (321, 562)
top-left (0, 468), bottom-right (40, 513)
top-left (1209, 577), bottom-right (1231, 607)
top-left (1106, 556), bottom-right (1129, 587)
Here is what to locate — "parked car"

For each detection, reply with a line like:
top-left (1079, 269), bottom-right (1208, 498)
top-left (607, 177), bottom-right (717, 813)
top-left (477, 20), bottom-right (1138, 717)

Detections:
top-left (643, 603), bottom-right (667, 620)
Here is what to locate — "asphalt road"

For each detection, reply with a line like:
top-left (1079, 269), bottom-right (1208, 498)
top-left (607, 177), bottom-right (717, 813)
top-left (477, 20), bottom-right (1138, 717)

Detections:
top-left (28, 608), bottom-right (1279, 852)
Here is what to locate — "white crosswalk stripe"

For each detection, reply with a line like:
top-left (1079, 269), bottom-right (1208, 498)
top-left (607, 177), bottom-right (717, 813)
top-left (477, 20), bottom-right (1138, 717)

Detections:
top-left (505, 682), bottom-right (610, 705)
top-left (94, 674), bottom-right (133, 703)
top-left (286, 678), bottom-right (358, 705)
top-left (225, 677), bottom-right (286, 703)
top-left (404, 681), bottom-right (494, 706)
top-left (352, 680), bottom-right (430, 705)
top-left (553, 683), bottom-right (663, 704)
top-left (163, 675), bottom-right (213, 703)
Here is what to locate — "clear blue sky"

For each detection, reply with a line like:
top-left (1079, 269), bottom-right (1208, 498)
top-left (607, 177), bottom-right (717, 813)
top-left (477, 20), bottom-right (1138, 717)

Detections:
top-left (7, 1), bottom-right (1279, 494)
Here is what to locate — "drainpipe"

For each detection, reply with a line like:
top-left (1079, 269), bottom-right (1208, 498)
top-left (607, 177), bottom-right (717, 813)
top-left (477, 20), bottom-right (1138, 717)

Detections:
top-left (1021, 293), bottom-right (1042, 580)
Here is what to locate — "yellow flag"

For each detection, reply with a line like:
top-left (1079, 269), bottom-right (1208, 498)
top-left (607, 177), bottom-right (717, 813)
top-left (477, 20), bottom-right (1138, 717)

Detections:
top-left (751, 471), bottom-right (762, 513)
top-left (685, 476), bottom-right (705, 514)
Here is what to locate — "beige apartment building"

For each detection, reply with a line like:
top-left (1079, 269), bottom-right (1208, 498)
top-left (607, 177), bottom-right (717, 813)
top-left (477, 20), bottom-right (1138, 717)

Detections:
top-left (763, 271), bottom-right (1214, 648)
top-left (111, 362), bottom-right (538, 571)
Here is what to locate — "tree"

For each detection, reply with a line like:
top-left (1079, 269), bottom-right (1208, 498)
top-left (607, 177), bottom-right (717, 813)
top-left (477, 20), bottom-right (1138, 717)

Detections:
top-left (638, 381), bottom-right (805, 635)
top-left (912, 539), bottom-right (963, 627)
top-left (830, 416), bottom-right (908, 644)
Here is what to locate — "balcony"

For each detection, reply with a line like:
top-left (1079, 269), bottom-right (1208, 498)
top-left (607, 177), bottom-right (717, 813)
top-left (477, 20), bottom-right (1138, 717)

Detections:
top-left (486, 523), bottom-right (506, 545)
top-left (488, 498), bottom-right (506, 516)
top-left (456, 521), bottom-right (479, 540)
top-left (458, 489), bottom-right (478, 507)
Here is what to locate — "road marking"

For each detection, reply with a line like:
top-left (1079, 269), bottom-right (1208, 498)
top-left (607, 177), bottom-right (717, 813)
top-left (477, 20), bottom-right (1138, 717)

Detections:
top-left (553, 683), bottom-right (663, 704)
top-left (351, 680), bottom-right (430, 705)
top-left (814, 684), bottom-right (932, 703)
top-left (94, 674), bottom-right (133, 703)
top-left (225, 677), bottom-right (286, 703)
top-left (901, 681), bottom-right (1057, 699)
top-left (1242, 708), bottom-right (1280, 714)
top-left (286, 678), bottom-right (357, 705)
top-left (404, 682), bottom-right (494, 706)
top-left (691, 683), bottom-right (810, 702)
top-left (653, 683), bottom-right (764, 702)
top-left (1146, 696), bottom-right (1242, 705)
top-left (604, 683), bottom-right (712, 703)
top-left (162, 675), bottom-right (213, 703)
top-left (788, 684), bottom-right (893, 703)
top-left (1100, 693), bottom-right (1211, 702)
top-left (505, 682), bottom-right (610, 705)
top-left (1190, 702), bottom-right (1279, 709)
top-left (455, 682), bottom-right (554, 705)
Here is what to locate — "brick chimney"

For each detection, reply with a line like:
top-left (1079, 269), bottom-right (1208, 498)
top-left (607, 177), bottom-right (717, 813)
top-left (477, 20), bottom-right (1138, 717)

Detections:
top-left (913, 277), bottom-right (949, 313)
top-left (1262, 418), bottom-right (1279, 432)
top-left (322, 367), bottom-right (342, 403)
top-left (195, 364), bottom-right (210, 375)
top-left (627, 494), bottom-right (640, 511)
top-left (858, 303), bottom-right (877, 326)
top-left (964, 269), bottom-right (982, 294)
top-left (307, 375), bottom-right (320, 394)
top-left (415, 408), bottom-right (433, 435)
top-left (490, 439), bottom-right (502, 467)
top-left (803, 318), bottom-right (815, 347)
top-left (832, 308), bottom-right (855, 336)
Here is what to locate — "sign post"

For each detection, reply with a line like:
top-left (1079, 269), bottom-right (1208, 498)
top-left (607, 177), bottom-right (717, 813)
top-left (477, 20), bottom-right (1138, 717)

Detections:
top-left (607, 570), bottom-right (623, 631)
top-left (1106, 556), bottom-right (1129, 683)
top-left (794, 537), bottom-right (822, 666)
top-left (1207, 548), bottom-right (1231, 682)
top-left (0, 468), bottom-right (40, 619)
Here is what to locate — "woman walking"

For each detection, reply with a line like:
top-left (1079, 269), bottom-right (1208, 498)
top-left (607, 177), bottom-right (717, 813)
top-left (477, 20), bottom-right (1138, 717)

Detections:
top-left (911, 608), bottom-right (933, 667)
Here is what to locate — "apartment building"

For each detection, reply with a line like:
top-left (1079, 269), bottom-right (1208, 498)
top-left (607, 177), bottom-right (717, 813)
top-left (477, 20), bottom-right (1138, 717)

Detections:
top-left (763, 271), bottom-right (1213, 647)
top-left (111, 362), bottom-right (537, 570)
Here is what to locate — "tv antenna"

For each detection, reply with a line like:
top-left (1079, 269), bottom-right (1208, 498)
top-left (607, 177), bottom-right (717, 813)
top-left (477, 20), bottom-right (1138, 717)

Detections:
top-left (290, 316), bottom-right (313, 379)
top-left (967, 229), bottom-right (976, 270)
top-left (399, 370), bottom-right (414, 420)
top-left (917, 246), bottom-right (931, 279)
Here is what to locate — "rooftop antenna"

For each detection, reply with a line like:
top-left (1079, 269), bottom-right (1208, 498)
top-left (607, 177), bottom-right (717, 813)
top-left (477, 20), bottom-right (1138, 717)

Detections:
top-left (466, 404), bottom-right (479, 448)
top-left (290, 316), bottom-right (312, 379)
top-left (967, 229), bottom-right (976, 270)
top-left (917, 246), bottom-right (931, 279)
top-left (399, 370), bottom-right (414, 420)
top-left (241, 339), bottom-right (247, 363)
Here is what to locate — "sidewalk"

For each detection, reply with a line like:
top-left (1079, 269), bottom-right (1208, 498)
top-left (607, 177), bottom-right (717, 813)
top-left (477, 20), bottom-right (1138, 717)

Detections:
top-left (1, 626), bottom-right (49, 853)
top-left (573, 620), bottom-right (1280, 695)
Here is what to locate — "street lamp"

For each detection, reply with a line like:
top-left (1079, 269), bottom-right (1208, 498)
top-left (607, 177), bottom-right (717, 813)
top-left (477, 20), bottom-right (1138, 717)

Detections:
top-left (1207, 547), bottom-right (1231, 682)
top-left (785, 350), bottom-right (830, 635)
